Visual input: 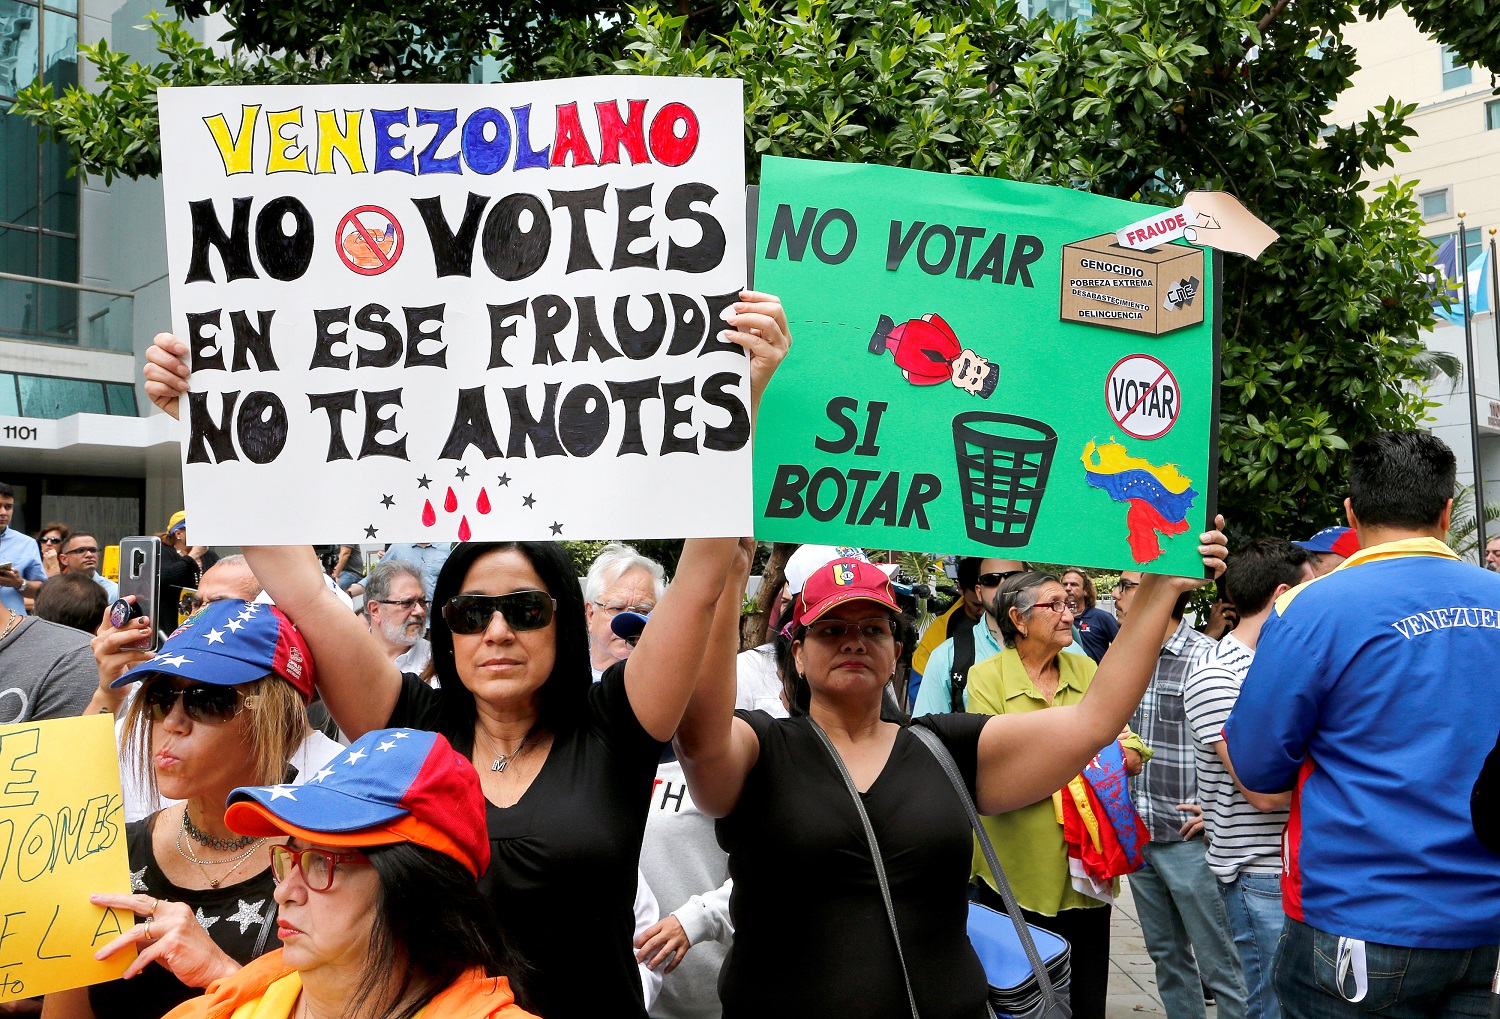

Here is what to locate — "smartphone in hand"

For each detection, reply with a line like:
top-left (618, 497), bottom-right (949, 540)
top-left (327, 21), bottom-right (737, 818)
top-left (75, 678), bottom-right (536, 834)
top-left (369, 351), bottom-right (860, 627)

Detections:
top-left (117, 536), bottom-right (162, 652)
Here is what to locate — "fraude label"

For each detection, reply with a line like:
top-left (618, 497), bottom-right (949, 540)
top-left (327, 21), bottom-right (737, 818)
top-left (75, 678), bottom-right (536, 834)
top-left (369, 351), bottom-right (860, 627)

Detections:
top-left (1105, 354), bottom-right (1180, 440)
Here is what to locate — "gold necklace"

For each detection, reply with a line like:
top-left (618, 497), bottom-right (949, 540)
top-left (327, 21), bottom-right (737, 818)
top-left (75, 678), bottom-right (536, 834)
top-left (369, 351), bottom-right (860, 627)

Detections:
top-left (175, 811), bottom-right (267, 888)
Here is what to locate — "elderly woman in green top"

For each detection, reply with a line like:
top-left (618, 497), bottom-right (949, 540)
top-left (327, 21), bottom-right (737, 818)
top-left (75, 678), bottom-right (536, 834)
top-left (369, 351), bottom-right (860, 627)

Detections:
top-left (964, 570), bottom-right (1151, 1019)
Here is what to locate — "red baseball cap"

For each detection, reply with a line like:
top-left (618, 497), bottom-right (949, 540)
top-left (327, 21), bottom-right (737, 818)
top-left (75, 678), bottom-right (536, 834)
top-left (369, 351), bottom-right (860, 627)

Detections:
top-left (793, 558), bottom-right (901, 628)
top-left (225, 728), bottom-right (490, 878)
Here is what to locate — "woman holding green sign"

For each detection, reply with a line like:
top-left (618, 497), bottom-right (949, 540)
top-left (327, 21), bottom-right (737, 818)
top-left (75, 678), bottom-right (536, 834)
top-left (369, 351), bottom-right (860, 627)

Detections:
top-left (675, 528), bottom-right (1226, 1019)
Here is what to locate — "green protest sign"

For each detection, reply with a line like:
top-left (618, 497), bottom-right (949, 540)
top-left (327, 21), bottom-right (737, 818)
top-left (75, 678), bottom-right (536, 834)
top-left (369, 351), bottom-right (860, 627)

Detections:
top-left (752, 157), bottom-right (1219, 576)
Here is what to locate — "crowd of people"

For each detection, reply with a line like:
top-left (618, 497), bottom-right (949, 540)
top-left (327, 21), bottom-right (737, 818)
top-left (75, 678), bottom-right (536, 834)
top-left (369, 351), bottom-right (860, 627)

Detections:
top-left (1, 296), bottom-right (1498, 1019)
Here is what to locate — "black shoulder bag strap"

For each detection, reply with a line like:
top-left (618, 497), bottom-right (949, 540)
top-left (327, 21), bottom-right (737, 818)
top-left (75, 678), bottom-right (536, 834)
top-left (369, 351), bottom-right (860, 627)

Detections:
top-left (909, 724), bottom-right (1070, 1019)
top-left (949, 621), bottom-right (978, 714)
top-left (807, 718), bottom-right (922, 1019)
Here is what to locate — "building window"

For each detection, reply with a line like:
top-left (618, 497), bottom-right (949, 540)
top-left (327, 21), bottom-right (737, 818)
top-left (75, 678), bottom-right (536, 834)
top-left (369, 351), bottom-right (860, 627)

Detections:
top-left (0, 1), bottom-right (79, 343)
top-left (1441, 46), bottom-right (1472, 91)
top-left (1421, 188), bottom-right (1451, 221)
top-left (0, 371), bottom-right (139, 420)
top-left (1487, 99), bottom-right (1500, 132)
top-left (1431, 230), bottom-right (1484, 269)
top-left (1024, 0), bottom-right (1093, 19)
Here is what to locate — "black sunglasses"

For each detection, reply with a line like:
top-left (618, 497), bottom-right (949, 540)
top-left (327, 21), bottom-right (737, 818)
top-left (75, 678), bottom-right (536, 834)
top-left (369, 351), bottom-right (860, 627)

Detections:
top-left (443, 591), bottom-right (557, 635)
top-left (143, 681), bottom-right (246, 724)
top-left (977, 570), bottom-right (1023, 588)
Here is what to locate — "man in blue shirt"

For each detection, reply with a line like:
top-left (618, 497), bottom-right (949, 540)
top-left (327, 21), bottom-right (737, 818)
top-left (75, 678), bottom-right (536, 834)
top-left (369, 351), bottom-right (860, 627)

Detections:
top-left (381, 542), bottom-right (453, 604)
top-left (60, 531), bottom-right (118, 601)
top-left (911, 557), bottom-right (1025, 714)
top-left (1226, 431), bottom-right (1500, 1018)
top-left (0, 482), bottom-right (46, 615)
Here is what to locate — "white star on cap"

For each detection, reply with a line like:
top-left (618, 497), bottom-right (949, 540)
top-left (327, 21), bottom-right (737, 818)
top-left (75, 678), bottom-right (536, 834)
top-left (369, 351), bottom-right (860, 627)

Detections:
top-left (203, 628), bottom-right (225, 645)
top-left (153, 654), bottom-right (192, 669)
top-left (311, 767), bottom-right (335, 783)
top-left (393, 731), bottom-right (410, 739)
top-left (268, 785), bottom-right (297, 801)
top-left (345, 748), bottom-right (367, 765)
top-left (225, 618), bottom-right (244, 633)
top-left (376, 739), bottom-right (397, 752)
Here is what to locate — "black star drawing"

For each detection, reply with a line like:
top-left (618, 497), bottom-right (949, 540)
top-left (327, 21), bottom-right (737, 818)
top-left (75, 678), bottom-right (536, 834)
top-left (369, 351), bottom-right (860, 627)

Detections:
top-left (380, 494), bottom-right (394, 509)
top-left (549, 522), bottom-right (563, 536)
top-left (496, 474), bottom-right (511, 487)
top-left (416, 475), bottom-right (432, 489)
top-left (456, 466), bottom-right (469, 480)
top-left (365, 525), bottom-right (379, 539)
top-left (522, 494), bottom-right (536, 509)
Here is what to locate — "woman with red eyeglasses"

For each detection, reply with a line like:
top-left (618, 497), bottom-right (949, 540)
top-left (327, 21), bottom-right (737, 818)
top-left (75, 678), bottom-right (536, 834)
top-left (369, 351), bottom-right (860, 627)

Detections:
top-left (45, 600), bottom-right (314, 1019)
top-left (141, 292), bottom-right (792, 1019)
top-left (162, 727), bottom-right (535, 1019)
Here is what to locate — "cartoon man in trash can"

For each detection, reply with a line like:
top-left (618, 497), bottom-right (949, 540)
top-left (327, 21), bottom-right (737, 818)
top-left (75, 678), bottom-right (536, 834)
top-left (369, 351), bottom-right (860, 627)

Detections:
top-left (868, 313), bottom-right (999, 398)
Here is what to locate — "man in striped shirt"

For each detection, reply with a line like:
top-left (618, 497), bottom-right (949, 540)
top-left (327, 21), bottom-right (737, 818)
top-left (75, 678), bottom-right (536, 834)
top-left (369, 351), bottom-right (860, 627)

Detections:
top-left (1184, 539), bottom-right (1314, 1019)
top-left (1122, 573), bottom-right (1248, 1019)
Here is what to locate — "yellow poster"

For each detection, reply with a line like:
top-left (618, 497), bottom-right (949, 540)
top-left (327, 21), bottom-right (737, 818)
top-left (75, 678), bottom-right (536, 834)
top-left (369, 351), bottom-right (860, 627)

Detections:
top-left (0, 713), bottom-right (134, 1003)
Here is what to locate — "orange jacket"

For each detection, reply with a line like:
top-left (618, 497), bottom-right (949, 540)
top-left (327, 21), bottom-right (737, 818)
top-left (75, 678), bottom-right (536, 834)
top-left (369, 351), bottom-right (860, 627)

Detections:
top-left (162, 949), bottom-right (537, 1019)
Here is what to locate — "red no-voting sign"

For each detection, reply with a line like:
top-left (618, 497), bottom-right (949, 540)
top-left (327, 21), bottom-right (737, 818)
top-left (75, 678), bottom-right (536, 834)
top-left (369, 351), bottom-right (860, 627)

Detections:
top-left (336, 206), bottom-right (404, 276)
top-left (1105, 354), bottom-right (1180, 440)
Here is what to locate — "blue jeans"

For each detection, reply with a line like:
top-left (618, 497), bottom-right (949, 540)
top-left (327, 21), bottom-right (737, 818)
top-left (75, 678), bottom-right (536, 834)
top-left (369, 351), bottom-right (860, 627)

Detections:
top-left (1131, 840), bottom-right (1249, 1019)
top-left (1275, 917), bottom-right (1499, 1019)
top-left (1220, 870), bottom-right (1285, 1019)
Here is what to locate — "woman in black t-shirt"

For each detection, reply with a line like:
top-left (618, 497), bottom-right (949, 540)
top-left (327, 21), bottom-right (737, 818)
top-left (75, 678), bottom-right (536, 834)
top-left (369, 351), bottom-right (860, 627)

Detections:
top-left (224, 295), bottom-right (793, 1019)
top-left (677, 532), bottom-right (1226, 1019)
top-left (46, 599), bottom-right (314, 1019)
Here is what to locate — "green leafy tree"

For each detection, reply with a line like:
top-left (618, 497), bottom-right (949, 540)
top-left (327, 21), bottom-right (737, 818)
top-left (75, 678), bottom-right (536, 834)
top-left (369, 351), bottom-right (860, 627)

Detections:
top-left (575, 0), bottom-right (1495, 541)
top-left (14, 0), bottom-right (1497, 541)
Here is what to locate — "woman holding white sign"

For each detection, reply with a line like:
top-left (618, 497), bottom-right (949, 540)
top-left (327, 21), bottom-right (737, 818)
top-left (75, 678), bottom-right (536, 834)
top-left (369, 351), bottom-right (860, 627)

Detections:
top-left (140, 293), bottom-right (790, 1019)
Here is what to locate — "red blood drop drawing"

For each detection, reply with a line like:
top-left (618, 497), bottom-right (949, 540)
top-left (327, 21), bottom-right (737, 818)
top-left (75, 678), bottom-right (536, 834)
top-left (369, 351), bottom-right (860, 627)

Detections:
top-left (421, 499), bottom-right (435, 527)
top-left (477, 488), bottom-right (491, 514)
top-left (458, 516), bottom-right (472, 541)
top-left (444, 487), bottom-right (458, 513)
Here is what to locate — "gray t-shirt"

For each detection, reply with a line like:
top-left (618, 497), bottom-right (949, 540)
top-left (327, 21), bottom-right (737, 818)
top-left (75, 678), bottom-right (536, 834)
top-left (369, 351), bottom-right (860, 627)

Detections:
top-left (0, 615), bottom-right (100, 724)
top-left (1183, 633), bottom-right (1290, 881)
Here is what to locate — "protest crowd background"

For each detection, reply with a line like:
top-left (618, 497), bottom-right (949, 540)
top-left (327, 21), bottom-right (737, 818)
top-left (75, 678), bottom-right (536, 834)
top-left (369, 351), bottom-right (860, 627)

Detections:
top-left (2, 6), bottom-right (1500, 1016)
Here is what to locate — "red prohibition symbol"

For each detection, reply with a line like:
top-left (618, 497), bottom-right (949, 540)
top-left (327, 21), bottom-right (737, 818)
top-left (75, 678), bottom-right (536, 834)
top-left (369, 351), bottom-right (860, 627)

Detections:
top-left (1105, 353), bottom-right (1181, 441)
top-left (336, 206), bottom-right (404, 276)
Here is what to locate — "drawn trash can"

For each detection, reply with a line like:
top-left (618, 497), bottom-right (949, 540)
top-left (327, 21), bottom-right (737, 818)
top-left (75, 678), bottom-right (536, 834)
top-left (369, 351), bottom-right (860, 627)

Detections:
top-left (952, 413), bottom-right (1057, 548)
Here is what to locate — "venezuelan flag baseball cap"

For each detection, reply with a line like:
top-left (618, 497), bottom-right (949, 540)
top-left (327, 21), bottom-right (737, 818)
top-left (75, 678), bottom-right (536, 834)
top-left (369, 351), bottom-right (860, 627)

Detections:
top-left (793, 557), bottom-right (901, 628)
top-left (1295, 525), bottom-right (1360, 558)
top-left (112, 599), bottom-right (315, 703)
top-left (225, 728), bottom-right (490, 879)
top-left (168, 511), bottom-right (187, 534)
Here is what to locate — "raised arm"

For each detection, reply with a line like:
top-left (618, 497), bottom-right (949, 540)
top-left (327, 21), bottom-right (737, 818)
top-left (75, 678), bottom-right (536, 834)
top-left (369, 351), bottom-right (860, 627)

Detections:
top-left (625, 538), bottom-right (743, 741)
top-left (240, 545), bottom-right (402, 739)
top-left (973, 518), bottom-right (1227, 815)
top-left (673, 539), bottom-right (761, 817)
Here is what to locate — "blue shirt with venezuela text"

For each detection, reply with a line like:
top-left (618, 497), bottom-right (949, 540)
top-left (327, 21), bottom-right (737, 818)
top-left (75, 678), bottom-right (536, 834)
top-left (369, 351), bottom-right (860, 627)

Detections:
top-left (1225, 538), bottom-right (1500, 950)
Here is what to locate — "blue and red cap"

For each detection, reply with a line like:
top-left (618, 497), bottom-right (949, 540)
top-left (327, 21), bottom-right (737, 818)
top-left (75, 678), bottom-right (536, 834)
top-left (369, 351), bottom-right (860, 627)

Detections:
top-left (793, 557), bottom-right (901, 628)
top-left (1295, 525), bottom-right (1360, 558)
top-left (112, 599), bottom-right (315, 702)
top-left (224, 728), bottom-right (490, 879)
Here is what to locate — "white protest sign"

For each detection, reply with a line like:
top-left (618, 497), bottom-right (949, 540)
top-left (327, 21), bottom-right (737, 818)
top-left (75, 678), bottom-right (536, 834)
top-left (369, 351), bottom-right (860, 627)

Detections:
top-left (1115, 204), bottom-right (1196, 252)
top-left (160, 79), bottom-right (749, 544)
